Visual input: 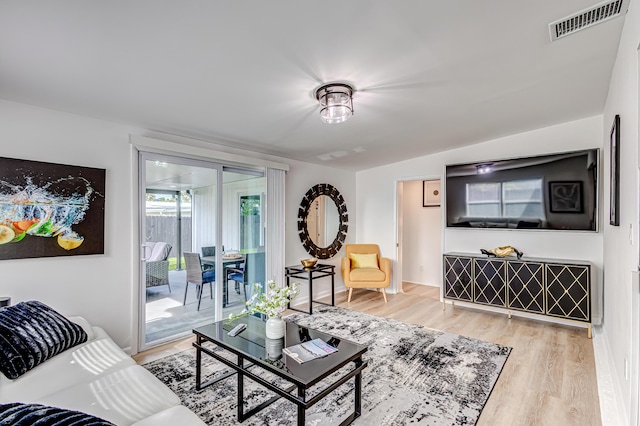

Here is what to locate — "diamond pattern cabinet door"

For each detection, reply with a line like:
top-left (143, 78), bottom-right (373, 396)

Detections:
top-left (507, 261), bottom-right (544, 314)
top-left (443, 256), bottom-right (473, 302)
top-left (545, 264), bottom-right (590, 322)
top-left (474, 259), bottom-right (507, 307)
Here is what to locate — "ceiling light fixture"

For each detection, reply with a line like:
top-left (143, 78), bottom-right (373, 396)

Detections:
top-left (314, 83), bottom-right (354, 124)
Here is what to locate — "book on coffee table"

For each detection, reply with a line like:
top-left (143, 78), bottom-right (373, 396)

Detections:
top-left (283, 338), bottom-right (338, 364)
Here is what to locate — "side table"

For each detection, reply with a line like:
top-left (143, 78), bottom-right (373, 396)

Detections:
top-left (285, 264), bottom-right (335, 314)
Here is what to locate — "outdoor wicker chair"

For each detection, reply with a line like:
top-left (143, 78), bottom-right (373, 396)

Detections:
top-left (144, 242), bottom-right (172, 292)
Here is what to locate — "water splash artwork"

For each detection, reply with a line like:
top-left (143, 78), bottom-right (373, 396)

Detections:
top-left (0, 176), bottom-right (96, 250)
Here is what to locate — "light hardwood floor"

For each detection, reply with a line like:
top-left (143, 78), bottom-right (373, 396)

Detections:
top-left (134, 283), bottom-right (601, 426)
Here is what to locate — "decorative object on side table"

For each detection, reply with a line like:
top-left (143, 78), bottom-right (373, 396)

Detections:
top-left (480, 245), bottom-right (523, 259)
top-left (300, 258), bottom-right (318, 269)
top-left (228, 280), bottom-right (299, 339)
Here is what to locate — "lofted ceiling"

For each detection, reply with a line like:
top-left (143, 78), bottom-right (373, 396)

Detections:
top-left (0, 1), bottom-right (627, 171)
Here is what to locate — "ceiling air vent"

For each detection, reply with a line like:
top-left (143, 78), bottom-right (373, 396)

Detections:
top-left (549, 0), bottom-right (628, 41)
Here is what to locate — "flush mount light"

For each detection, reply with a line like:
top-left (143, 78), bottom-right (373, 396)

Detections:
top-left (476, 163), bottom-right (494, 174)
top-left (314, 83), bottom-right (354, 124)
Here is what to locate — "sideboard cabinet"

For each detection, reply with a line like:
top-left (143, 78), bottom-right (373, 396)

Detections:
top-left (443, 252), bottom-right (591, 337)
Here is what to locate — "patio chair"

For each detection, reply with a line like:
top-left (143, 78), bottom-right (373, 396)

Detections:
top-left (144, 242), bottom-right (172, 293)
top-left (227, 251), bottom-right (265, 304)
top-left (183, 252), bottom-right (214, 311)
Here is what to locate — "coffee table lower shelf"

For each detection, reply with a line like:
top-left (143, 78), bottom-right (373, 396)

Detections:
top-left (193, 334), bottom-right (367, 425)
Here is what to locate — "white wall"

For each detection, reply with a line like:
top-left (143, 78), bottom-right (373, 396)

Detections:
top-left (401, 180), bottom-right (441, 286)
top-left (0, 99), bottom-right (356, 352)
top-left (356, 116), bottom-right (604, 316)
top-left (601, 0), bottom-right (640, 422)
top-left (0, 100), bottom-right (135, 348)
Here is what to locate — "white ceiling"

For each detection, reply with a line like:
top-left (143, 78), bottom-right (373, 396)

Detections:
top-left (0, 1), bottom-right (627, 171)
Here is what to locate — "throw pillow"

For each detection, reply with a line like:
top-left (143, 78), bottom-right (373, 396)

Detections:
top-left (349, 253), bottom-right (379, 269)
top-left (0, 402), bottom-right (115, 425)
top-left (0, 301), bottom-right (88, 380)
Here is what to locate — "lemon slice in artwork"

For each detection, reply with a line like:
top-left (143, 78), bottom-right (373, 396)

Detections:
top-left (57, 232), bottom-right (84, 251)
top-left (0, 225), bottom-right (16, 244)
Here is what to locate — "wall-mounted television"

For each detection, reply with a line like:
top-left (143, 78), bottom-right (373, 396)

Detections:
top-left (445, 149), bottom-right (599, 231)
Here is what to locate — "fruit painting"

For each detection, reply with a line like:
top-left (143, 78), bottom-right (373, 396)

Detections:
top-left (0, 157), bottom-right (105, 260)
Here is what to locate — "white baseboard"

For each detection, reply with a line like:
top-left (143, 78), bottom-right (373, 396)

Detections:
top-left (402, 280), bottom-right (440, 288)
top-left (592, 325), bottom-right (626, 425)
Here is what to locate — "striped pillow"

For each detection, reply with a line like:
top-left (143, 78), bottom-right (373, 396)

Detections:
top-left (0, 301), bottom-right (88, 380)
top-left (0, 402), bottom-right (114, 425)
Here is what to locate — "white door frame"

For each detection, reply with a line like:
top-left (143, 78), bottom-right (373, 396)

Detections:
top-left (137, 151), bottom-right (224, 352)
top-left (393, 174), bottom-right (443, 295)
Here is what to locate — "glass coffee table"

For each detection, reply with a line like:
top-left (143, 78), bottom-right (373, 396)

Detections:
top-left (193, 316), bottom-right (368, 425)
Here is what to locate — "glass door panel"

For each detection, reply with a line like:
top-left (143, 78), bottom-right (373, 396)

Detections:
top-left (222, 168), bottom-right (266, 318)
top-left (140, 154), bottom-right (220, 348)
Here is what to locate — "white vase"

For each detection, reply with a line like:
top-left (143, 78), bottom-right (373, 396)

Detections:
top-left (265, 316), bottom-right (285, 339)
top-left (265, 337), bottom-right (284, 360)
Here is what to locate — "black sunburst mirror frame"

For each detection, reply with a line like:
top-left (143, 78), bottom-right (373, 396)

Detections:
top-left (297, 183), bottom-right (348, 259)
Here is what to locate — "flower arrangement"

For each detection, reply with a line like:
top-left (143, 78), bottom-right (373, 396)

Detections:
top-left (229, 280), bottom-right (300, 321)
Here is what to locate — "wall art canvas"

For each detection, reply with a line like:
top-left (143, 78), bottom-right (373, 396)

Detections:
top-left (0, 157), bottom-right (105, 260)
top-left (423, 180), bottom-right (441, 207)
top-left (610, 114), bottom-right (620, 226)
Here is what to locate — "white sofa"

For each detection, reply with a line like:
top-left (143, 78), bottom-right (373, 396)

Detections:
top-left (0, 316), bottom-right (205, 426)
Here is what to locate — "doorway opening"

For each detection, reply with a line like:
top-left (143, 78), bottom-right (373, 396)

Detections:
top-left (396, 179), bottom-right (443, 295)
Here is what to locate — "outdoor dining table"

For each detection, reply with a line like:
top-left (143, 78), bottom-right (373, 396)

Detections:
top-left (201, 255), bottom-right (246, 305)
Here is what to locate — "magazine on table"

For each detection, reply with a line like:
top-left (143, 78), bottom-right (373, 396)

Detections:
top-left (283, 338), bottom-right (338, 364)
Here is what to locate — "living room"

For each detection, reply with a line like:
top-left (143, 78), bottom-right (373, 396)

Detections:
top-left (0, 1), bottom-right (639, 425)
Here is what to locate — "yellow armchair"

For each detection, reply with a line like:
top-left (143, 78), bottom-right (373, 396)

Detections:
top-left (341, 244), bottom-right (391, 303)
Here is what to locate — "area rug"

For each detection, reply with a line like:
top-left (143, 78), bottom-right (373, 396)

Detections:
top-left (143, 305), bottom-right (511, 425)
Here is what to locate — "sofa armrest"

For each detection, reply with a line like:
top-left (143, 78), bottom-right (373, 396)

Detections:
top-left (66, 316), bottom-right (96, 341)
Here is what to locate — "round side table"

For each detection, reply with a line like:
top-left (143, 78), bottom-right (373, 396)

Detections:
top-left (0, 297), bottom-right (11, 307)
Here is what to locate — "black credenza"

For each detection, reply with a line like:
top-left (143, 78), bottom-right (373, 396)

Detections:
top-left (443, 252), bottom-right (591, 337)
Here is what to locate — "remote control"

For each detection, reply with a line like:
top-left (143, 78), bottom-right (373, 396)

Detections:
top-left (228, 324), bottom-right (247, 337)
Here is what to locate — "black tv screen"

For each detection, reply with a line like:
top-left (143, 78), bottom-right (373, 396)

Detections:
top-left (445, 149), bottom-right (599, 231)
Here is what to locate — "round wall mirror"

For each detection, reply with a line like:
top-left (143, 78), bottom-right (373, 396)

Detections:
top-left (298, 184), bottom-right (348, 259)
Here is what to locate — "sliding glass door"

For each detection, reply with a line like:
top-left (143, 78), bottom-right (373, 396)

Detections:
top-left (139, 153), bottom-right (266, 349)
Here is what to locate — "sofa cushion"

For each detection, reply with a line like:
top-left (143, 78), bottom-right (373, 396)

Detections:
top-left (350, 267), bottom-right (386, 282)
top-left (0, 301), bottom-right (88, 380)
top-left (0, 333), bottom-right (136, 404)
top-left (148, 242), bottom-right (171, 262)
top-left (348, 253), bottom-right (379, 269)
top-left (0, 402), bottom-right (115, 425)
top-left (35, 365), bottom-right (181, 425)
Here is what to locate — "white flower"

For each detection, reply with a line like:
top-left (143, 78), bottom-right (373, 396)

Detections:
top-left (228, 280), bottom-right (300, 321)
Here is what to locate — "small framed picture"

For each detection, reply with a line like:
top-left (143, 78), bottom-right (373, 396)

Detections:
top-left (610, 114), bottom-right (620, 226)
top-left (549, 181), bottom-right (583, 213)
top-left (423, 180), bottom-right (441, 207)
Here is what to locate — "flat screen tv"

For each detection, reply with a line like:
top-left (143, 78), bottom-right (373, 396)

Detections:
top-left (445, 149), bottom-right (599, 231)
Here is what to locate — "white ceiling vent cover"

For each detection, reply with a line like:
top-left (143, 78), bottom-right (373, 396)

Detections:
top-left (549, 0), bottom-right (628, 41)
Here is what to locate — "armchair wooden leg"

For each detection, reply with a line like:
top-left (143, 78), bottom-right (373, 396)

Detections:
top-left (348, 288), bottom-right (353, 303)
top-left (382, 288), bottom-right (387, 303)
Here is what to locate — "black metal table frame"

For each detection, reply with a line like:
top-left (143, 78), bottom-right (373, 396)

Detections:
top-left (193, 333), bottom-right (367, 426)
top-left (286, 264), bottom-right (335, 315)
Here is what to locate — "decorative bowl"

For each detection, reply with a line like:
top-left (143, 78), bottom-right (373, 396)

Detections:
top-left (301, 258), bottom-right (318, 269)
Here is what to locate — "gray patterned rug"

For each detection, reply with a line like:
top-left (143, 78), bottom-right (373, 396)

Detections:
top-left (143, 305), bottom-right (511, 425)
